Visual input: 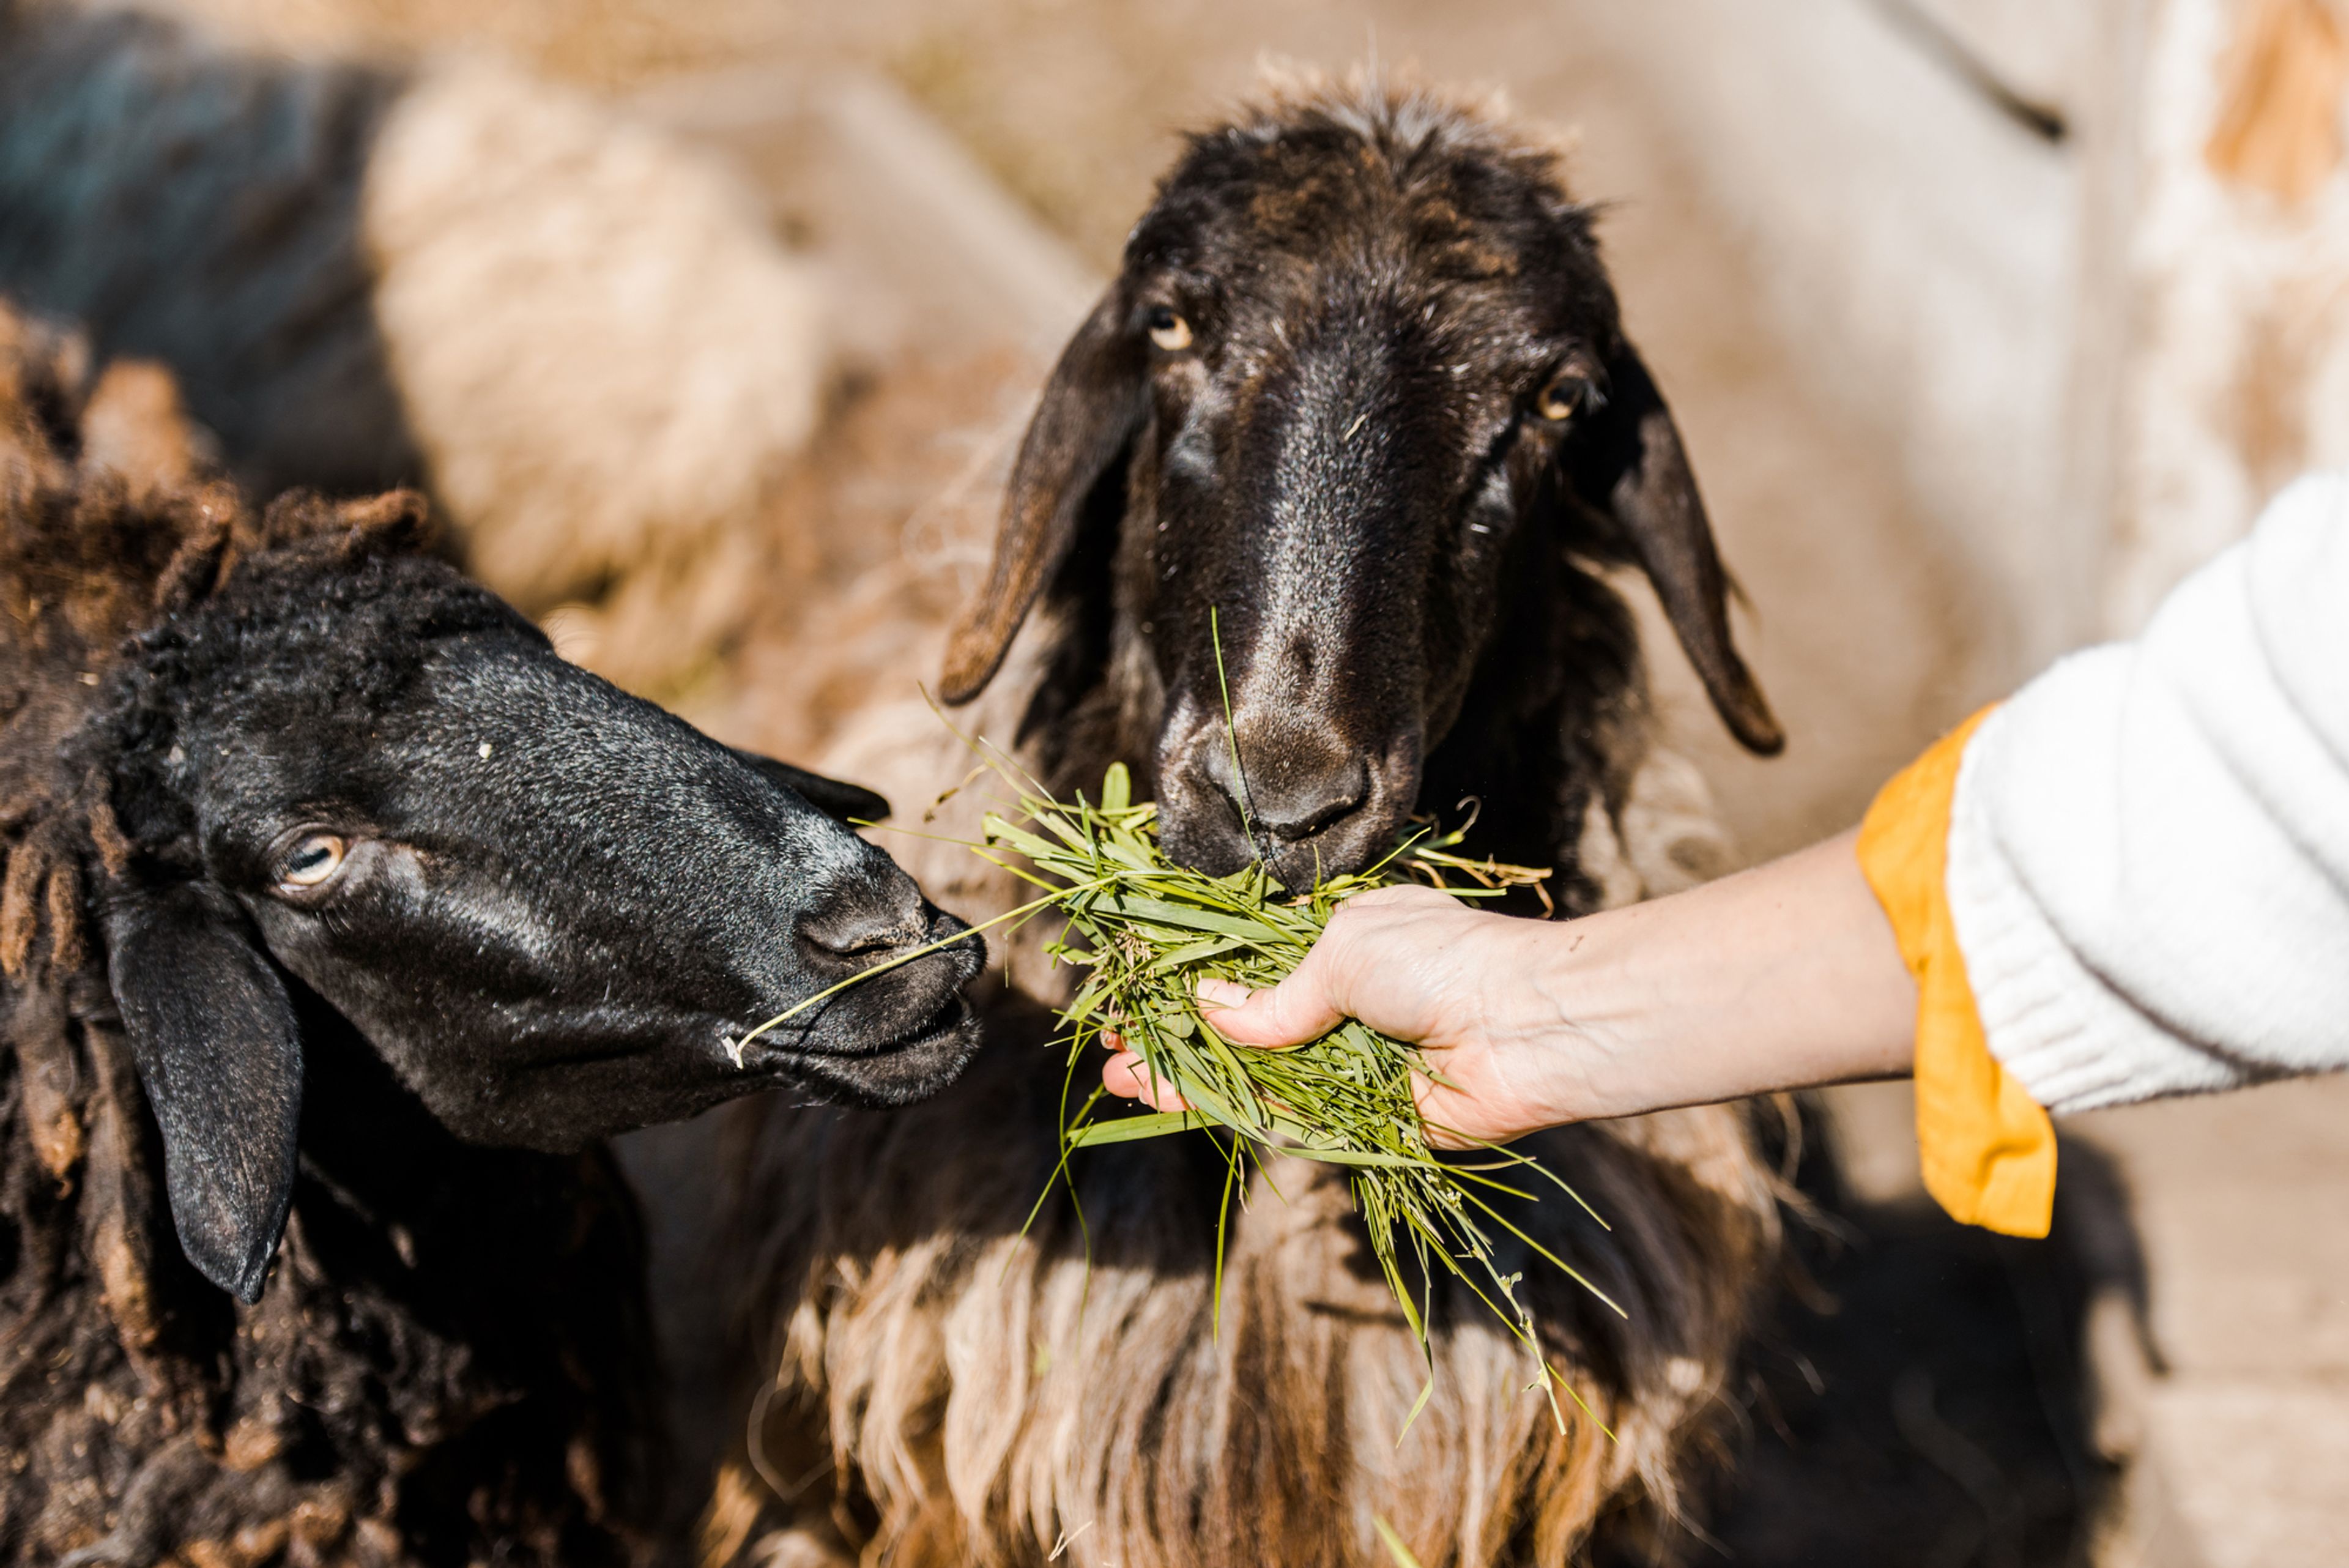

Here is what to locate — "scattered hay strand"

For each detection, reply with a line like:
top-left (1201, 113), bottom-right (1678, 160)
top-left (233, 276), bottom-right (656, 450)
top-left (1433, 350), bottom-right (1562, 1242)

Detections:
top-left (1374, 1515), bottom-right (1428, 1568)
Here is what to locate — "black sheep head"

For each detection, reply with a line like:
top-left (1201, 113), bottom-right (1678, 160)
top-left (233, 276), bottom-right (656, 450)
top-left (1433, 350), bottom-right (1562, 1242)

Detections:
top-left (940, 79), bottom-right (1781, 888)
top-left (86, 510), bottom-right (981, 1302)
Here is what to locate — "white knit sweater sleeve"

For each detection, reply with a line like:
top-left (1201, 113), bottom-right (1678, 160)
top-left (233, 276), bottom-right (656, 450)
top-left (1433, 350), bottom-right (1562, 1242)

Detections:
top-left (1943, 473), bottom-right (2349, 1115)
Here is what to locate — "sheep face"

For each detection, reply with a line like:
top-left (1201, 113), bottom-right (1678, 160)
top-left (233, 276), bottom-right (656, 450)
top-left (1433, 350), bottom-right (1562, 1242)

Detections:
top-left (92, 543), bottom-right (980, 1300)
top-left (942, 85), bottom-right (1781, 888)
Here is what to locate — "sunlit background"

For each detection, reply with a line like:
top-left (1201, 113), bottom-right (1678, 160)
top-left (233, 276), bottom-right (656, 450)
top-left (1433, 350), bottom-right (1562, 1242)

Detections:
top-left (4, 2), bottom-right (2345, 1563)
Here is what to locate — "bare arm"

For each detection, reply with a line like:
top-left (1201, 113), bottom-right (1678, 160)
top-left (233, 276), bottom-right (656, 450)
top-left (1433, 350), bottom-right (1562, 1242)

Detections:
top-left (1103, 828), bottom-right (1917, 1146)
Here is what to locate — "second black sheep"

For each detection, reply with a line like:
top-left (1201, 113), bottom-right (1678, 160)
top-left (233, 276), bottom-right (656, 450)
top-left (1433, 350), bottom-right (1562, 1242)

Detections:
top-left (0, 303), bottom-right (980, 1568)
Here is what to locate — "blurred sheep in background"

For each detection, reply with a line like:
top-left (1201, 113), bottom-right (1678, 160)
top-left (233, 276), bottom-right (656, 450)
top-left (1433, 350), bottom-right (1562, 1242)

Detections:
top-left (0, 0), bottom-right (826, 693)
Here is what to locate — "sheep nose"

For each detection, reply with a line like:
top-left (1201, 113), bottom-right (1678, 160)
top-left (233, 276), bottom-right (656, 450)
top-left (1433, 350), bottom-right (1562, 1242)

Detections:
top-left (795, 880), bottom-right (934, 973)
top-left (1199, 723), bottom-right (1371, 846)
top-left (1241, 757), bottom-right (1370, 845)
top-left (1161, 718), bottom-right (1405, 886)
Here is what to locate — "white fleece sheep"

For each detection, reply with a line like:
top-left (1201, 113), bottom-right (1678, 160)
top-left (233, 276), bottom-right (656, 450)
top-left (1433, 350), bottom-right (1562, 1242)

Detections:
top-left (360, 56), bottom-right (824, 613)
top-left (0, 2), bottom-right (823, 639)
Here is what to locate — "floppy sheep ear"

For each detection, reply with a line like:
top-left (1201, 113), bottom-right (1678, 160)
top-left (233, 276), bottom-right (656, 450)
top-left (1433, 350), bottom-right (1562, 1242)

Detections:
top-left (105, 880), bottom-right (303, 1304)
top-left (1562, 339), bottom-right (1785, 756)
top-left (727, 747), bottom-right (891, 824)
top-left (940, 289), bottom-right (1151, 704)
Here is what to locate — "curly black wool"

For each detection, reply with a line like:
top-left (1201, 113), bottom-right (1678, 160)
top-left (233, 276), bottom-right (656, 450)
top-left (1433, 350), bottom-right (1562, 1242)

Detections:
top-left (0, 303), bottom-right (659, 1568)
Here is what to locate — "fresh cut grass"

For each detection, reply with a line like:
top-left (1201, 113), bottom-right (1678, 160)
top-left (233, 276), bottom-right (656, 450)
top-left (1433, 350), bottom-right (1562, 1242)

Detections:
top-left (738, 710), bottom-right (1622, 1438)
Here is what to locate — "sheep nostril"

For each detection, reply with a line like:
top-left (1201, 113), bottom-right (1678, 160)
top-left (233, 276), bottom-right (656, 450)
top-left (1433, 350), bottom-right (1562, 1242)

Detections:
top-left (1236, 760), bottom-right (1371, 846)
top-left (796, 903), bottom-right (930, 967)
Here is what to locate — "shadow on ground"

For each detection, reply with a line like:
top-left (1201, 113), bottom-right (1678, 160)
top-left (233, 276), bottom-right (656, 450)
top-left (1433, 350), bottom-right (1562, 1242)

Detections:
top-left (1690, 1124), bottom-right (2135, 1568)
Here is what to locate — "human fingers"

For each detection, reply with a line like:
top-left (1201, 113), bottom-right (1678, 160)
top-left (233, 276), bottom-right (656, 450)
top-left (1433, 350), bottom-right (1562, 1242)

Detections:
top-left (1194, 968), bottom-right (1345, 1049)
top-left (1102, 1049), bottom-right (1190, 1112)
top-left (1201, 882), bottom-right (1469, 1049)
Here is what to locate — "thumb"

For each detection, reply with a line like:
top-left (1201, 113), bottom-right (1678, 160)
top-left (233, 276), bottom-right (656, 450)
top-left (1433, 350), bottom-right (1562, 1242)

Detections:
top-left (1197, 970), bottom-right (1343, 1049)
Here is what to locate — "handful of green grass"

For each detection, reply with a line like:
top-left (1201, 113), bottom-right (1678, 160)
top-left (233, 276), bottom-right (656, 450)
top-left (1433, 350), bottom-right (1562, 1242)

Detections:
top-left (738, 748), bottom-right (1623, 1434)
top-left (986, 759), bottom-right (1620, 1430)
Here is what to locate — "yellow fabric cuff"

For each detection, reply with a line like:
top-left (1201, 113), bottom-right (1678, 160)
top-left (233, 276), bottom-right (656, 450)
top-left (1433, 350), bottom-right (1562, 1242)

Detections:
top-left (1857, 707), bottom-right (2057, 1238)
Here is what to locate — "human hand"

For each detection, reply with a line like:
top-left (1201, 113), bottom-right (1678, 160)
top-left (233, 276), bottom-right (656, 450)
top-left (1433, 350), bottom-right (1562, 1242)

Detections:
top-left (1102, 830), bottom-right (1922, 1145)
top-left (1100, 882), bottom-right (1595, 1147)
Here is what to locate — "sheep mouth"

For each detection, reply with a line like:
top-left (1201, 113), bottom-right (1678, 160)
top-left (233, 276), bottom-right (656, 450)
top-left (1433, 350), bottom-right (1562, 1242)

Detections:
top-left (755, 915), bottom-right (986, 1060)
top-left (755, 986), bottom-right (982, 1109)
top-left (793, 991), bottom-right (973, 1061)
top-left (746, 947), bottom-right (982, 1063)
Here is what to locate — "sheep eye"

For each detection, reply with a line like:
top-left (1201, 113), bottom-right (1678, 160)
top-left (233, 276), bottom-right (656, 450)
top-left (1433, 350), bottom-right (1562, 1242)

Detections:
top-left (1536, 370), bottom-right (1594, 423)
top-left (1146, 307), bottom-right (1193, 352)
top-left (275, 833), bottom-right (347, 892)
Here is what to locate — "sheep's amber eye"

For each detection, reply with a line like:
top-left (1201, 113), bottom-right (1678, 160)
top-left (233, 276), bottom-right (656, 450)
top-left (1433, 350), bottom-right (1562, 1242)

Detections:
top-left (1146, 307), bottom-right (1193, 352)
top-left (1537, 372), bottom-right (1591, 422)
top-left (276, 833), bottom-right (347, 891)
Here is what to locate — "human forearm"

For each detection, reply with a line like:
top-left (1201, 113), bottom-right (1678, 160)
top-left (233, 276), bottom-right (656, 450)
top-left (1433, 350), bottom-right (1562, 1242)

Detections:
top-left (1444, 829), bottom-right (1916, 1132)
top-left (1107, 830), bottom-right (1920, 1145)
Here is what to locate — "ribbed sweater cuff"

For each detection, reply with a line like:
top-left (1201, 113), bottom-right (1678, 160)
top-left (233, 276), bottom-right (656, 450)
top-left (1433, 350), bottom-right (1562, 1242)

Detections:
top-left (1945, 705), bottom-right (2247, 1114)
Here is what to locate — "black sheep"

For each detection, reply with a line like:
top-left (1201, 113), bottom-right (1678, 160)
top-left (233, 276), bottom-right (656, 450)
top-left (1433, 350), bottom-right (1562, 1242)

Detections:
top-left (720, 75), bottom-right (1785, 1568)
top-left (939, 80), bottom-right (1779, 894)
top-left (0, 304), bottom-right (981, 1567)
